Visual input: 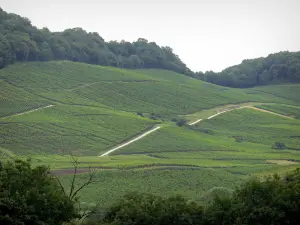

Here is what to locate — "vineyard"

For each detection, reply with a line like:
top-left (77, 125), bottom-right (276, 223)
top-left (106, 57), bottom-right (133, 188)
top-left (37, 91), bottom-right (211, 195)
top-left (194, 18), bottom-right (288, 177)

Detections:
top-left (257, 104), bottom-right (300, 119)
top-left (0, 105), bottom-right (156, 155)
top-left (1, 61), bottom-right (298, 120)
top-left (1, 61), bottom-right (300, 207)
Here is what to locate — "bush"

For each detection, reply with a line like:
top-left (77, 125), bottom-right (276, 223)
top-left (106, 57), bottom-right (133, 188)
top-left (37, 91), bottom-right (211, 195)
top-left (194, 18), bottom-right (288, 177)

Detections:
top-left (94, 192), bottom-right (204, 225)
top-left (272, 142), bottom-right (286, 149)
top-left (136, 112), bottom-right (144, 117)
top-left (176, 119), bottom-right (187, 126)
top-left (205, 169), bottom-right (300, 225)
top-left (149, 113), bottom-right (161, 120)
top-left (233, 136), bottom-right (244, 142)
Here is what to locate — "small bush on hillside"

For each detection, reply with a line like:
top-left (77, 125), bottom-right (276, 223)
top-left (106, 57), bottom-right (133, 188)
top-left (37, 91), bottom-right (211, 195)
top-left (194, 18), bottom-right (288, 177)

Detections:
top-left (272, 142), bottom-right (286, 149)
top-left (176, 119), bottom-right (187, 126)
top-left (149, 113), bottom-right (161, 120)
top-left (233, 136), bottom-right (244, 142)
top-left (136, 112), bottom-right (144, 117)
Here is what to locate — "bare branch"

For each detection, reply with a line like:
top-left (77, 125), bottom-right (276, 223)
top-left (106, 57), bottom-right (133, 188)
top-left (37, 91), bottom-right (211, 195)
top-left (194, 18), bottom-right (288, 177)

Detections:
top-left (70, 167), bottom-right (96, 200)
top-left (69, 155), bottom-right (79, 199)
top-left (55, 176), bottom-right (67, 195)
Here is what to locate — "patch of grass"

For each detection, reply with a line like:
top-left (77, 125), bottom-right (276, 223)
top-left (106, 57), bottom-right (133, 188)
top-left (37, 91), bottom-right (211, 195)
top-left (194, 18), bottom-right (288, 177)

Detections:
top-left (0, 80), bottom-right (50, 117)
top-left (59, 168), bottom-right (247, 208)
top-left (0, 105), bottom-right (156, 155)
top-left (256, 104), bottom-right (300, 119)
top-left (251, 84), bottom-right (300, 105)
top-left (193, 108), bottom-right (300, 149)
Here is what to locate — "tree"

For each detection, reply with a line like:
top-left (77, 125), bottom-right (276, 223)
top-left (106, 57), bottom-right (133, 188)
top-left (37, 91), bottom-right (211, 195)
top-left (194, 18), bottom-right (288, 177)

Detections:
top-left (0, 159), bottom-right (77, 225)
top-left (176, 118), bottom-right (187, 126)
top-left (205, 169), bottom-right (300, 225)
top-left (97, 192), bottom-right (204, 225)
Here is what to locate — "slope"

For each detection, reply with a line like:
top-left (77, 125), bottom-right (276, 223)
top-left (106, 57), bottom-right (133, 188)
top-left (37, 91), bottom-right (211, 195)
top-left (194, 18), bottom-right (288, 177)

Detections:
top-left (1, 61), bottom-right (300, 157)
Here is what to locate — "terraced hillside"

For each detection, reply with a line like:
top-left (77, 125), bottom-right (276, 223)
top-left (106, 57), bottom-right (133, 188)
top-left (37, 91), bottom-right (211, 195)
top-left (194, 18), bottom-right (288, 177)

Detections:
top-left (1, 61), bottom-right (300, 207)
top-left (1, 61), bottom-right (298, 119)
top-left (57, 108), bottom-right (300, 206)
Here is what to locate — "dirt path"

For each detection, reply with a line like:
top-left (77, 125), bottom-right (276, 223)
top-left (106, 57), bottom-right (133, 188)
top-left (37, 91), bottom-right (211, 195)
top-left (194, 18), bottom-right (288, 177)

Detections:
top-left (189, 104), bottom-right (293, 126)
top-left (247, 106), bottom-right (295, 119)
top-left (100, 126), bottom-right (161, 157)
top-left (189, 119), bottom-right (202, 125)
top-left (189, 106), bottom-right (247, 125)
top-left (1, 105), bottom-right (54, 119)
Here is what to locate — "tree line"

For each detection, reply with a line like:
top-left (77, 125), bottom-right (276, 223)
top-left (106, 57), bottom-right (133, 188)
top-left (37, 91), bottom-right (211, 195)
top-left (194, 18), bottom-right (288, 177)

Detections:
top-left (194, 51), bottom-right (300, 87)
top-left (0, 7), bottom-right (192, 75)
top-left (1, 159), bottom-right (299, 225)
top-left (1, 7), bottom-right (300, 88)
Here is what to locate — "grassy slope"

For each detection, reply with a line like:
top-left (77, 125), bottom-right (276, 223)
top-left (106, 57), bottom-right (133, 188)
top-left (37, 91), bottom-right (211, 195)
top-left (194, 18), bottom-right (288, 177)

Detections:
top-left (257, 104), bottom-right (300, 119)
top-left (0, 105), bottom-right (156, 155)
top-left (1, 61), bottom-right (298, 118)
top-left (55, 108), bottom-right (300, 207)
top-left (1, 61), bottom-right (300, 206)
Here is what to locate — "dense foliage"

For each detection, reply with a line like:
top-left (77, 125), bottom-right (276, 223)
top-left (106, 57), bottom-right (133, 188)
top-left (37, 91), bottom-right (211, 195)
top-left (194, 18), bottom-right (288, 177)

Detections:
top-left (195, 51), bottom-right (300, 87)
top-left (0, 7), bottom-right (191, 75)
top-left (0, 159), bottom-right (77, 225)
top-left (2, 7), bottom-right (300, 87)
top-left (1, 159), bottom-right (299, 225)
top-left (90, 168), bottom-right (300, 225)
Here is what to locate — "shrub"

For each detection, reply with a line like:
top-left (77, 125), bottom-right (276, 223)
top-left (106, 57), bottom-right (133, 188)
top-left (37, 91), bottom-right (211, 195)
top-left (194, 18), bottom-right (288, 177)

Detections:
top-left (272, 142), bottom-right (286, 149)
top-left (136, 112), bottom-right (144, 117)
top-left (176, 119), bottom-right (187, 126)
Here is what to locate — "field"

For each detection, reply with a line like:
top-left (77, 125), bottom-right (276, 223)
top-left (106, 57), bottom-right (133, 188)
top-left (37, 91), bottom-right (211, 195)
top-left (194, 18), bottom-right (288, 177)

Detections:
top-left (256, 104), bottom-right (300, 119)
top-left (0, 105), bottom-right (156, 155)
top-left (52, 108), bottom-right (300, 207)
top-left (1, 61), bottom-right (300, 207)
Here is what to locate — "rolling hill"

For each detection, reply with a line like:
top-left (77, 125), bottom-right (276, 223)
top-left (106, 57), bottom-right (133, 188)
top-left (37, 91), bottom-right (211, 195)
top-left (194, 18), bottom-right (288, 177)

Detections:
top-left (1, 60), bottom-right (300, 207)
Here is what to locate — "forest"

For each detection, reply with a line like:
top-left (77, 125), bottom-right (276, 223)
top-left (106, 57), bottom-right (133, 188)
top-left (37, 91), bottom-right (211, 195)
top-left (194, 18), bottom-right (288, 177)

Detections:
top-left (0, 7), bottom-right (192, 75)
top-left (194, 51), bottom-right (300, 87)
top-left (1, 7), bottom-right (300, 88)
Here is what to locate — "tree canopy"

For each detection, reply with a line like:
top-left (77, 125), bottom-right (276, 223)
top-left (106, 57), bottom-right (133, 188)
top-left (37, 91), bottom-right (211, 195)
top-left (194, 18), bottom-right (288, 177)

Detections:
top-left (0, 159), bottom-right (77, 225)
top-left (0, 7), bottom-right (191, 75)
top-left (195, 51), bottom-right (300, 87)
top-left (1, 7), bottom-right (300, 87)
top-left (91, 169), bottom-right (300, 225)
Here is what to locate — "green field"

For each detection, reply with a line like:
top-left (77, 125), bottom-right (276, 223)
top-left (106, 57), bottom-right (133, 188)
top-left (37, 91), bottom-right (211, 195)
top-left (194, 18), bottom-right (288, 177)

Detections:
top-left (1, 61), bottom-right (300, 207)
top-left (0, 105), bottom-right (156, 155)
top-left (257, 104), bottom-right (300, 119)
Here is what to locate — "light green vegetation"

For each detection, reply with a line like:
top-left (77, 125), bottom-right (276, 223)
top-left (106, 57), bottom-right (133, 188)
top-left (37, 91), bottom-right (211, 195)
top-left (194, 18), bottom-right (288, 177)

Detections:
top-left (1, 61), bottom-right (300, 207)
top-left (0, 80), bottom-right (50, 118)
top-left (60, 168), bottom-right (247, 207)
top-left (57, 163), bottom-right (300, 208)
top-left (193, 108), bottom-right (300, 150)
top-left (257, 104), bottom-right (300, 119)
top-left (251, 84), bottom-right (300, 105)
top-left (0, 105), bottom-right (156, 155)
top-left (1, 61), bottom-right (298, 119)
top-left (54, 108), bottom-right (300, 206)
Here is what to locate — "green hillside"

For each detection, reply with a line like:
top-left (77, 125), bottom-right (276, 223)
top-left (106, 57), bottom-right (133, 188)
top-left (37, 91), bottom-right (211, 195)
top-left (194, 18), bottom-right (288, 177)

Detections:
top-left (1, 60), bottom-right (300, 207)
top-left (1, 61), bottom-right (299, 118)
top-left (57, 108), bottom-right (300, 206)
